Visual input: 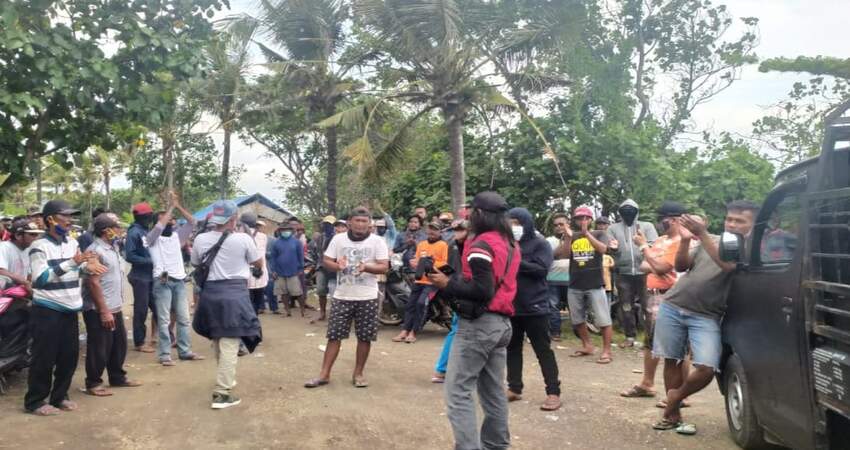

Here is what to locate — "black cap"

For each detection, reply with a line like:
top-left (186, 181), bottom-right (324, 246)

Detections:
top-left (11, 218), bottom-right (44, 235)
top-left (471, 191), bottom-right (508, 213)
top-left (240, 212), bottom-right (258, 228)
top-left (657, 201), bottom-right (687, 217)
top-left (93, 214), bottom-right (120, 235)
top-left (595, 216), bottom-right (610, 224)
top-left (42, 199), bottom-right (80, 217)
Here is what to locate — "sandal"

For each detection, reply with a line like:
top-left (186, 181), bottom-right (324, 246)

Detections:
top-left (652, 418), bottom-right (682, 430)
top-left (404, 336), bottom-right (417, 344)
top-left (110, 380), bottom-right (143, 388)
top-left (540, 395), bottom-right (562, 411)
top-left (569, 349), bottom-right (594, 358)
top-left (352, 377), bottom-right (369, 388)
top-left (57, 400), bottom-right (78, 412)
top-left (675, 423), bottom-right (697, 435)
top-left (391, 334), bottom-right (407, 343)
top-left (620, 385), bottom-right (656, 398)
top-left (656, 399), bottom-right (692, 409)
top-left (81, 386), bottom-right (113, 397)
top-left (179, 353), bottom-right (205, 361)
top-left (596, 355), bottom-right (613, 364)
top-left (30, 404), bottom-right (60, 416)
top-left (431, 375), bottom-right (445, 384)
top-left (304, 378), bottom-right (330, 388)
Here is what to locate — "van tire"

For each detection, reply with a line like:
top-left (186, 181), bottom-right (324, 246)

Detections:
top-left (724, 354), bottom-right (768, 449)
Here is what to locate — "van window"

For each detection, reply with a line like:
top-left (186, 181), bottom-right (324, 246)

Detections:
top-left (758, 194), bottom-right (801, 265)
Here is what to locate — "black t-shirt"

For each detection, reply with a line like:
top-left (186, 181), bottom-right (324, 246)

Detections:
top-left (568, 231), bottom-right (609, 290)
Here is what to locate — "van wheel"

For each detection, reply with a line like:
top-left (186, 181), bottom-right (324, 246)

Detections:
top-left (725, 354), bottom-right (768, 449)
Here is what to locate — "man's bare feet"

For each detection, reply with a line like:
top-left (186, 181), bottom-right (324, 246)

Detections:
top-left (57, 400), bottom-right (78, 411)
top-left (134, 345), bottom-right (155, 353)
top-left (392, 331), bottom-right (409, 342)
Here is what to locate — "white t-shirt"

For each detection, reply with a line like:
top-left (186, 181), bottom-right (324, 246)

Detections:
top-left (0, 241), bottom-right (28, 288)
top-left (191, 231), bottom-right (260, 281)
top-left (150, 234), bottom-right (187, 280)
top-left (324, 233), bottom-right (389, 301)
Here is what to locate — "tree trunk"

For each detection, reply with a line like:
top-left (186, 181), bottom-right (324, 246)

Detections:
top-left (104, 169), bottom-right (111, 210)
top-left (220, 125), bottom-right (231, 199)
top-left (444, 106), bottom-right (467, 214)
top-left (325, 125), bottom-right (338, 215)
top-left (35, 157), bottom-right (43, 206)
top-left (163, 129), bottom-right (175, 192)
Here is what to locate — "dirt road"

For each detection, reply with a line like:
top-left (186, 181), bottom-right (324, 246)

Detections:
top-left (0, 304), bottom-right (737, 450)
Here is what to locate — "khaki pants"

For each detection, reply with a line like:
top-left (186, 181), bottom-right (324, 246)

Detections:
top-left (213, 337), bottom-right (241, 395)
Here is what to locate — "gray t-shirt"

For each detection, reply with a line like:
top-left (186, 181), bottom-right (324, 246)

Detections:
top-left (191, 231), bottom-right (260, 281)
top-left (0, 241), bottom-right (28, 289)
top-left (664, 235), bottom-right (732, 319)
top-left (324, 233), bottom-right (389, 301)
top-left (82, 238), bottom-right (125, 312)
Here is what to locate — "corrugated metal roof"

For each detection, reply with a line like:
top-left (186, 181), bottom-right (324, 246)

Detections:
top-left (192, 193), bottom-right (294, 221)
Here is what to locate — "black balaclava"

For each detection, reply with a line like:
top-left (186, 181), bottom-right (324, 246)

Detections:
top-left (135, 213), bottom-right (154, 229)
top-left (619, 205), bottom-right (638, 226)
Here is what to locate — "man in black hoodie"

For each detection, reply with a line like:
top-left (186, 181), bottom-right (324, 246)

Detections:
top-left (506, 208), bottom-right (562, 411)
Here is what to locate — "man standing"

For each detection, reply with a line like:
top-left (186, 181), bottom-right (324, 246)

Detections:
top-left (393, 215), bottom-right (426, 270)
top-left (241, 213), bottom-right (270, 314)
top-left (191, 200), bottom-right (263, 409)
top-left (77, 207), bottom-right (106, 252)
top-left (507, 207), bottom-right (561, 411)
top-left (81, 214), bottom-right (142, 396)
top-left (653, 201), bottom-right (757, 431)
top-left (304, 207), bottom-right (388, 389)
top-left (269, 222), bottom-right (306, 317)
top-left (148, 193), bottom-right (203, 366)
top-left (428, 192), bottom-right (520, 450)
top-left (607, 199), bottom-right (658, 347)
top-left (24, 200), bottom-right (107, 416)
top-left (307, 216), bottom-right (337, 321)
top-left (545, 213), bottom-right (570, 341)
top-left (125, 202), bottom-right (157, 353)
top-left (621, 201), bottom-right (689, 400)
top-left (27, 207), bottom-right (45, 230)
top-left (0, 219), bottom-right (43, 291)
top-left (556, 206), bottom-right (614, 364)
top-left (432, 219), bottom-right (469, 383)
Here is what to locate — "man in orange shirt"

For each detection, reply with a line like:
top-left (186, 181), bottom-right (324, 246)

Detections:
top-left (621, 202), bottom-right (690, 399)
top-left (393, 222), bottom-right (448, 343)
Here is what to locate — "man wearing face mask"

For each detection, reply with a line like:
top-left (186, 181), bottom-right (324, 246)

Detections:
top-left (269, 222), bottom-right (306, 317)
top-left (125, 202), bottom-right (158, 353)
top-left (507, 208), bottom-right (561, 411)
top-left (607, 199), bottom-right (658, 347)
top-left (148, 192), bottom-right (203, 366)
top-left (393, 214), bottom-right (426, 270)
top-left (25, 200), bottom-right (108, 416)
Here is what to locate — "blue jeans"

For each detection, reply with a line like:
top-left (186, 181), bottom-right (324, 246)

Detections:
top-left (153, 278), bottom-right (192, 361)
top-left (548, 284), bottom-right (567, 336)
top-left (435, 313), bottom-right (459, 374)
top-left (652, 302), bottom-right (722, 371)
top-left (264, 281), bottom-right (278, 312)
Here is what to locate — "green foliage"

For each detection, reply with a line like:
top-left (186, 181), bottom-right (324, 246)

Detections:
top-left (0, 0), bottom-right (224, 190)
top-left (760, 56), bottom-right (850, 80)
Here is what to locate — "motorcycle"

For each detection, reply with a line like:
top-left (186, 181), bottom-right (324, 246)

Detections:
top-left (0, 286), bottom-right (32, 394)
top-left (378, 254), bottom-right (452, 330)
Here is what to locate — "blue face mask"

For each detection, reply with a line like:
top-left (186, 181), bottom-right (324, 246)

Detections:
top-left (281, 231), bottom-right (293, 238)
top-left (54, 223), bottom-right (69, 237)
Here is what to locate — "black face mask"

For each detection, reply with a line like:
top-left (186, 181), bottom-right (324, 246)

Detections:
top-left (377, 227), bottom-right (387, 236)
top-left (619, 206), bottom-right (638, 226)
top-left (348, 229), bottom-right (368, 242)
top-left (161, 223), bottom-right (174, 237)
top-left (136, 214), bottom-right (154, 229)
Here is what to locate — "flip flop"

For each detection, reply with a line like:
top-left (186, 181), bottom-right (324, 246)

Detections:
top-left (80, 386), bottom-right (113, 397)
top-left (391, 335), bottom-right (407, 343)
top-left (404, 336), bottom-right (417, 344)
top-left (620, 385), bottom-right (656, 398)
top-left (656, 399), bottom-right (692, 408)
top-left (352, 377), bottom-right (369, 388)
top-left (179, 353), bottom-right (205, 361)
top-left (569, 350), bottom-right (594, 357)
top-left (596, 356), bottom-right (613, 364)
top-left (675, 423), bottom-right (697, 435)
top-left (652, 418), bottom-right (682, 431)
top-left (304, 378), bottom-right (330, 388)
top-left (431, 376), bottom-right (445, 384)
top-left (110, 380), bottom-right (143, 388)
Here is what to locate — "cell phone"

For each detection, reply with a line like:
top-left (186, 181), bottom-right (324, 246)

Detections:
top-left (436, 265), bottom-right (456, 276)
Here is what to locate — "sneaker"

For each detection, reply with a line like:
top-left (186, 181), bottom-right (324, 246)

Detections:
top-left (211, 393), bottom-right (241, 409)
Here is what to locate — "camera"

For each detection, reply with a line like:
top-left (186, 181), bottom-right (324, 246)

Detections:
top-left (251, 266), bottom-right (263, 278)
top-left (415, 256), bottom-right (434, 280)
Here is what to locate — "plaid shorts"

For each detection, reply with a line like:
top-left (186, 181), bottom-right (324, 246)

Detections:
top-left (326, 299), bottom-right (379, 342)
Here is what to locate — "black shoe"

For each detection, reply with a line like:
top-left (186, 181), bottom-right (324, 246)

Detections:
top-left (211, 393), bottom-right (241, 409)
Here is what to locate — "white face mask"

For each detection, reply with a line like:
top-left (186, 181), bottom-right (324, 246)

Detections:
top-left (511, 225), bottom-right (524, 241)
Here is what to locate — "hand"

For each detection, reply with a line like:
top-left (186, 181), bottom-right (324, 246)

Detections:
top-left (678, 223), bottom-right (695, 240)
top-left (564, 226), bottom-right (573, 239)
top-left (355, 262), bottom-right (367, 274)
top-left (680, 214), bottom-right (707, 237)
top-left (100, 311), bottom-right (116, 331)
top-left (428, 270), bottom-right (449, 289)
top-left (579, 220), bottom-right (589, 235)
top-left (87, 259), bottom-right (109, 276)
top-left (73, 250), bottom-right (86, 265)
top-left (633, 230), bottom-right (647, 247)
top-left (337, 257), bottom-right (348, 270)
top-left (608, 238), bottom-right (619, 251)
top-left (169, 190), bottom-right (180, 206)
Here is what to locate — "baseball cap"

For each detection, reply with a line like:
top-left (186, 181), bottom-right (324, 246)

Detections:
top-left (657, 201), bottom-right (687, 218)
top-left (42, 199), bottom-right (80, 217)
top-left (240, 212), bottom-right (258, 228)
top-left (334, 219), bottom-right (348, 227)
top-left (438, 212), bottom-right (454, 221)
top-left (256, 220), bottom-right (267, 227)
top-left (349, 206), bottom-right (371, 219)
top-left (471, 191), bottom-right (509, 213)
top-left (209, 200), bottom-right (238, 225)
top-left (27, 206), bottom-right (42, 217)
top-left (572, 206), bottom-right (594, 219)
top-left (595, 216), bottom-right (610, 224)
top-left (132, 202), bottom-right (154, 215)
top-left (426, 221), bottom-right (442, 230)
top-left (11, 219), bottom-right (44, 235)
top-left (93, 213), bottom-right (121, 234)
top-left (375, 219), bottom-right (387, 227)
top-left (322, 215), bottom-right (337, 224)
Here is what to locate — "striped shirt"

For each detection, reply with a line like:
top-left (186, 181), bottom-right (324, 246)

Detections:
top-left (28, 235), bottom-right (84, 312)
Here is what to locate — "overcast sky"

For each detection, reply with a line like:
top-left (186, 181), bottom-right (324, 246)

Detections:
top-left (120, 0), bottom-right (850, 208)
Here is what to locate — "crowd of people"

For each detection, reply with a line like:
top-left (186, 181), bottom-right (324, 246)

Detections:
top-left (0, 190), bottom-right (758, 449)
